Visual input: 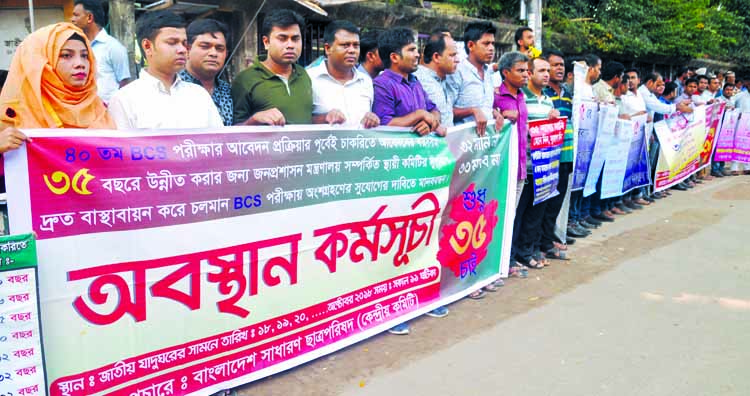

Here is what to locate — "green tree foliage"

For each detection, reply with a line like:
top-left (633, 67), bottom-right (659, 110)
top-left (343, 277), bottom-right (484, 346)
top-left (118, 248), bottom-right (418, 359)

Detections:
top-left (442, 0), bottom-right (748, 63)
top-left (544, 0), bottom-right (743, 62)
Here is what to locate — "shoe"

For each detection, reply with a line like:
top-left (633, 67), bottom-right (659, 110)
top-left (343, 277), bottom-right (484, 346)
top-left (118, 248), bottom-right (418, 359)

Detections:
top-left (566, 236), bottom-right (576, 245)
top-left (643, 195), bottom-right (656, 203)
top-left (567, 226), bottom-right (588, 238)
top-left (468, 289), bottom-right (486, 299)
top-left (388, 322), bottom-right (410, 335)
top-left (672, 183), bottom-right (688, 191)
top-left (721, 169), bottom-right (732, 176)
top-left (624, 200), bottom-right (644, 210)
top-left (578, 220), bottom-right (597, 230)
top-left (425, 306), bottom-right (449, 318)
top-left (711, 171), bottom-right (725, 178)
top-left (584, 216), bottom-right (603, 226)
top-left (592, 213), bottom-right (615, 222)
top-left (611, 206), bottom-right (628, 215)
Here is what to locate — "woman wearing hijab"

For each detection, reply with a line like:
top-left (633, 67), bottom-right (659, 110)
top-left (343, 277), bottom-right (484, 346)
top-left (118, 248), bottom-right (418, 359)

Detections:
top-left (0, 22), bottom-right (114, 154)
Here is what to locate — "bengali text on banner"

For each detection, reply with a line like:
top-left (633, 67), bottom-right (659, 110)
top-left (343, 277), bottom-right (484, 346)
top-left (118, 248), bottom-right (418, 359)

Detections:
top-left (3, 123), bottom-right (517, 396)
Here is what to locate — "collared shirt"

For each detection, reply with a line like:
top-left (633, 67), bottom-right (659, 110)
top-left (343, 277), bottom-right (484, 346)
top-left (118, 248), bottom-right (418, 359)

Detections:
top-left (638, 85), bottom-right (675, 118)
top-left (620, 89), bottom-right (647, 116)
top-left (108, 69), bottom-right (223, 129)
top-left (522, 86), bottom-right (554, 174)
top-left (448, 59), bottom-right (495, 123)
top-left (372, 69), bottom-right (436, 126)
top-left (178, 70), bottom-right (233, 126)
top-left (493, 83), bottom-right (528, 180)
top-left (544, 85), bottom-right (574, 163)
top-left (231, 58), bottom-right (313, 125)
top-left (414, 65), bottom-right (454, 127)
top-left (308, 62), bottom-right (373, 128)
top-left (593, 80), bottom-right (615, 103)
top-left (90, 28), bottom-right (131, 103)
top-left (734, 91), bottom-right (750, 112)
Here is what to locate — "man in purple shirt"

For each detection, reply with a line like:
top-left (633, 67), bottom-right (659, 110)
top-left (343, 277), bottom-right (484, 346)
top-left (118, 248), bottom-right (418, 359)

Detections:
top-left (494, 51), bottom-right (530, 195)
top-left (373, 27), bottom-right (443, 136)
top-left (493, 51), bottom-right (530, 278)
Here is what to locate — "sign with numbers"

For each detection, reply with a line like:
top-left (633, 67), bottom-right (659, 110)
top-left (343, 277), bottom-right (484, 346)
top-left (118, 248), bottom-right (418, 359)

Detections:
top-left (0, 233), bottom-right (45, 396)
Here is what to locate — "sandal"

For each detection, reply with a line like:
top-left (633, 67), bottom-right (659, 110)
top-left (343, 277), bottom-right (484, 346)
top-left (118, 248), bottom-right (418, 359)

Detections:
top-left (468, 289), bottom-right (486, 299)
top-left (545, 247), bottom-right (570, 260)
top-left (519, 257), bottom-right (544, 269)
top-left (553, 241), bottom-right (568, 251)
top-left (532, 251), bottom-right (551, 266)
top-left (509, 265), bottom-right (528, 278)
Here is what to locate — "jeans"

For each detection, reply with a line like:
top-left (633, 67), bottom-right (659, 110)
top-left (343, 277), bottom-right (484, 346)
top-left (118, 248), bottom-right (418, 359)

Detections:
top-left (569, 190), bottom-right (582, 223)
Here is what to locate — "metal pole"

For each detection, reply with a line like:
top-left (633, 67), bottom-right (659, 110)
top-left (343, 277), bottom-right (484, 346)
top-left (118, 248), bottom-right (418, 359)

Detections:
top-left (28, 0), bottom-right (36, 32)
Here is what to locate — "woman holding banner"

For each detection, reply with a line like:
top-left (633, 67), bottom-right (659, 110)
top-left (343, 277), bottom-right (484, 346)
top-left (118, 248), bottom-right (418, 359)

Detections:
top-left (0, 22), bottom-right (114, 153)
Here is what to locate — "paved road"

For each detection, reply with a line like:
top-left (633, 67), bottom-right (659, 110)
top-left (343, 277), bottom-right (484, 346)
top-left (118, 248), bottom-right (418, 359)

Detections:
top-left (241, 176), bottom-right (750, 396)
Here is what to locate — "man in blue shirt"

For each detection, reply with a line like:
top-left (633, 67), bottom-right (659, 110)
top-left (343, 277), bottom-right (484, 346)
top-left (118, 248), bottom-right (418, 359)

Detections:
top-left (71, 0), bottom-right (131, 103)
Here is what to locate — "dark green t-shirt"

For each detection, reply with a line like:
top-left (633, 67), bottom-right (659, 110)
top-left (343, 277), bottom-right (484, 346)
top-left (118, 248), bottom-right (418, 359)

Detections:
top-left (231, 58), bottom-right (313, 125)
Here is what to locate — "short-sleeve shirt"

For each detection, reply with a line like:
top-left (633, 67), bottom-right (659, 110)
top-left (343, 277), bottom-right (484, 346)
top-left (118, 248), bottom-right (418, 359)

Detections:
top-left (593, 80), bottom-right (615, 103)
top-left (414, 65), bottom-right (454, 127)
top-left (447, 59), bottom-right (495, 123)
top-left (178, 70), bottom-right (233, 126)
top-left (231, 58), bottom-right (313, 125)
top-left (90, 29), bottom-right (131, 103)
top-left (522, 86), bottom-right (555, 173)
top-left (372, 69), bottom-right (436, 126)
top-left (308, 62), bottom-right (373, 128)
top-left (544, 85), bottom-right (574, 163)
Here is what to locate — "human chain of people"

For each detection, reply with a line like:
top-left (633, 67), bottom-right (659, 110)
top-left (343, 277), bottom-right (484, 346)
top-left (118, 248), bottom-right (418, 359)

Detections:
top-left (0, 1), bottom-right (749, 396)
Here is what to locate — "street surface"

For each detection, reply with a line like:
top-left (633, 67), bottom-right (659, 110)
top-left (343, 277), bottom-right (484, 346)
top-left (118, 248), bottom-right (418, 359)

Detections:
top-left (240, 176), bottom-right (750, 396)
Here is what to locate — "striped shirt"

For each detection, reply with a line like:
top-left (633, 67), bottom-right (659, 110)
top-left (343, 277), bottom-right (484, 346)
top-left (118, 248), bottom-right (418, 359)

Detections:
top-left (543, 85), bottom-right (574, 163)
top-left (521, 86), bottom-right (554, 173)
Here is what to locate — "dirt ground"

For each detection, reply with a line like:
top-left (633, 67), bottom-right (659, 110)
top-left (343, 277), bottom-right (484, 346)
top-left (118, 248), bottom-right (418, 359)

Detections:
top-left (236, 176), bottom-right (747, 396)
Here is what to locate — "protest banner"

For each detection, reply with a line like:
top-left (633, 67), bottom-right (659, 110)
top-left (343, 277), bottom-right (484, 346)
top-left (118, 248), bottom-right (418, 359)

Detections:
top-left (529, 117), bottom-right (567, 205)
top-left (4, 123), bottom-right (516, 396)
top-left (734, 112), bottom-right (750, 163)
top-left (699, 103), bottom-right (726, 169)
top-left (601, 115), bottom-right (650, 199)
top-left (653, 113), bottom-right (705, 191)
top-left (0, 233), bottom-right (46, 396)
top-left (583, 104), bottom-right (618, 197)
top-left (714, 108), bottom-right (741, 162)
top-left (571, 101), bottom-right (598, 191)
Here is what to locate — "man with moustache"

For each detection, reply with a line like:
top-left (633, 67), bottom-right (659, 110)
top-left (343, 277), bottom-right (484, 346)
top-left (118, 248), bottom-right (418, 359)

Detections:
top-left (539, 49), bottom-right (578, 257)
top-left (372, 27), bottom-right (442, 136)
top-left (414, 35), bottom-right (459, 128)
top-left (308, 20), bottom-right (380, 128)
top-left (179, 19), bottom-right (233, 126)
top-left (109, 10), bottom-right (222, 129)
top-left (513, 57), bottom-right (559, 270)
top-left (232, 9), bottom-right (312, 126)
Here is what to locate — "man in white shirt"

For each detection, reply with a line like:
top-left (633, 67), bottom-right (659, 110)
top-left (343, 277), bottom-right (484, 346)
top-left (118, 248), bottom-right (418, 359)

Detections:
top-left (308, 20), bottom-right (379, 128)
top-left (71, 0), bottom-right (131, 103)
top-left (108, 10), bottom-right (222, 129)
